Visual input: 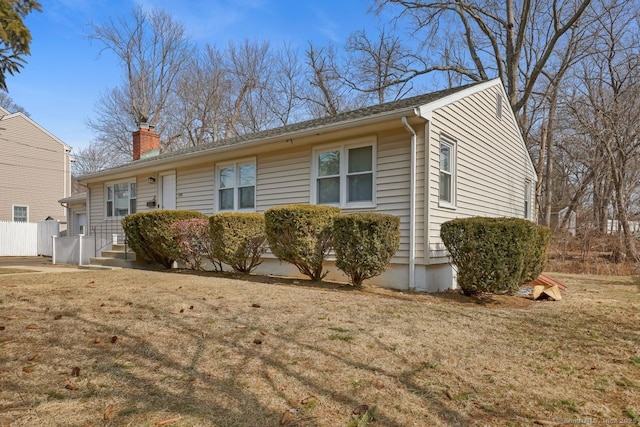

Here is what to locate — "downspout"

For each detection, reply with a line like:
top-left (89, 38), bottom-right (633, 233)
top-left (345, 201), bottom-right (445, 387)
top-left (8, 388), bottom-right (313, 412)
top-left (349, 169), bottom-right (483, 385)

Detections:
top-left (63, 150), bottom-right (68, 218)
top-left (402, 116), bottom-right (417, 290)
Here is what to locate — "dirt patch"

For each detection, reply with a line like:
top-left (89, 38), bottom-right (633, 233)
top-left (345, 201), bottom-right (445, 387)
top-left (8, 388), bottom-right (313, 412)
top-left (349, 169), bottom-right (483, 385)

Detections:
top-left (0, 269), bottom-right (638, 426)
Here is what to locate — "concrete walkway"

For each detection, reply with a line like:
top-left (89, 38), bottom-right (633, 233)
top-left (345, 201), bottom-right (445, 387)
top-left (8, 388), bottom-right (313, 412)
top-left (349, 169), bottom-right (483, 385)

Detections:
top-left (0, 257), bottom-right (86, 275)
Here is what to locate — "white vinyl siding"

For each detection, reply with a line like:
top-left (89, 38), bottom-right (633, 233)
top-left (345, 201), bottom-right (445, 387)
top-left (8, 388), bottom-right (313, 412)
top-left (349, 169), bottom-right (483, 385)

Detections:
top-left (375, 131), bottom-right (416, 262)
top-left (257, 132), bottom-right (415, 263)
top-left (176, 168), bottom-right (215, 214)
top-left (138, 173), bottom-right (158, 211)
top-left (257, 148), bottom-right (310, 208)
top-left (427, 85), bottom-right (537, 261)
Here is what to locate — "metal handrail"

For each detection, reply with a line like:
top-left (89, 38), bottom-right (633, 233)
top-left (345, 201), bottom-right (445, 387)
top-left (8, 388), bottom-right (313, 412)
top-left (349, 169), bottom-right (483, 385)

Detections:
top-left (90, 219), bottom-right (128, 258)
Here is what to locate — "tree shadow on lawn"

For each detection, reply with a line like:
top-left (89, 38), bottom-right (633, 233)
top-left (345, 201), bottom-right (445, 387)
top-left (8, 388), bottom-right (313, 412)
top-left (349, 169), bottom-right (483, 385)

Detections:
top-left (169, 267), bottom-right (363, 292)
top-left (167, 267), bottom-right (539, 310)
top-left (1, 283), bottom-right (479, 426)
top-left (425, 290), bottom-right (536, 309)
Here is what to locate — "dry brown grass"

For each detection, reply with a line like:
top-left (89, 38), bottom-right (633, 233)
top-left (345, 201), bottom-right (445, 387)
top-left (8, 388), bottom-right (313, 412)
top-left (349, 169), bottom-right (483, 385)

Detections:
top-left (0, 268), bottom-right (39, 275)
top-left (0, 268), bottom-right (639, 426)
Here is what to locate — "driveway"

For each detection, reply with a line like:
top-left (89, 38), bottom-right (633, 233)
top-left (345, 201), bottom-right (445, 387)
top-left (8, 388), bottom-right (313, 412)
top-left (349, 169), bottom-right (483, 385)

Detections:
top-left (0, 256), bottom-right (83, 274)
top-left (0, 256), bottom-right (55, 267)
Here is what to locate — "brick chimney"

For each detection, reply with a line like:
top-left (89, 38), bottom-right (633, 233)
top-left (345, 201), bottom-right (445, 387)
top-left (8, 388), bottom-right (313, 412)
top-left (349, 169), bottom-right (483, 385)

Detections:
top-left (132, 123), bottom-right (160, 161)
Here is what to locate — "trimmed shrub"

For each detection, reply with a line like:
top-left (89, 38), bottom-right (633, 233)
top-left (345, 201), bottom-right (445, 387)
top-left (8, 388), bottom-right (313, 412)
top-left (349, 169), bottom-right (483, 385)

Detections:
top-left (121, 210), bottom-right (207, 268)
top-left (440, 217), bottom-right (551, 295)
top-left (265, 204), bottom-right (341, 281)
top-left (210, 212), bottom-right (267, 273)
top-left (524, 225), bottom-right (552, 281)
top-left (170, 218), bottom-right (211, 271)
top-left (333, 213), bottom-right (401, 287)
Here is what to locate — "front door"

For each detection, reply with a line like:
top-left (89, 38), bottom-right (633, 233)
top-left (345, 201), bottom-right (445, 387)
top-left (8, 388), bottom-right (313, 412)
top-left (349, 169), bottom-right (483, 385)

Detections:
top-left (160, 172), bottom-right (176, 210)
top-left (75, 213), bottom-right (87, 235)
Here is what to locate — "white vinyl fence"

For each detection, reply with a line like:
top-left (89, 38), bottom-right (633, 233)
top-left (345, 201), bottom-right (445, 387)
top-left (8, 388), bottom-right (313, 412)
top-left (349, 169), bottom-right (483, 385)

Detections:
top-left (0, 220), bottom-right (60, 256)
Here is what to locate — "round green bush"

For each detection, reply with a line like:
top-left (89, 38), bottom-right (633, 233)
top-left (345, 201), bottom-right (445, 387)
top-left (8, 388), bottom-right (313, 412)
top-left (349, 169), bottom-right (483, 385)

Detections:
top-left (333, 213), bottom-right (400, 287)
top-left (264, 204), bottom-right (341, 281)
top-left (121, 210), bottom-right (207, 268)
top-left (440, 217), bottom-right (551, 295)
top-left (210, 212), bottom-right (267, 273)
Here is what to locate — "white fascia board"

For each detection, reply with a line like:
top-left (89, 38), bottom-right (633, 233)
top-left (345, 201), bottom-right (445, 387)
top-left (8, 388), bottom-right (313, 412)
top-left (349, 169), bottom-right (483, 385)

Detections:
top-left (416, 78), bottom-right (502, 121)
top-left (417, 78), bottom-right (538, 183)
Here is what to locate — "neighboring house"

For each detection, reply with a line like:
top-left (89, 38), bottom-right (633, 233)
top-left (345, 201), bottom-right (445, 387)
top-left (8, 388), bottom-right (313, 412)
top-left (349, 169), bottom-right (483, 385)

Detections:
top-left (77, 79), bottom-right (536, 292)
top-left (0, 106), bottom-right (72, 225)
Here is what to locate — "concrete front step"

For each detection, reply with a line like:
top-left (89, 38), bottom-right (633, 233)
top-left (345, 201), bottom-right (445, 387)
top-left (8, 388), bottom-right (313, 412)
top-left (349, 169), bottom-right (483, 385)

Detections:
top-left (100, 250), bottom-right (136, 261)
top-left (78, 264), bottom-right (122, 271)
top-left (89, 257), bottom-right (137, 268)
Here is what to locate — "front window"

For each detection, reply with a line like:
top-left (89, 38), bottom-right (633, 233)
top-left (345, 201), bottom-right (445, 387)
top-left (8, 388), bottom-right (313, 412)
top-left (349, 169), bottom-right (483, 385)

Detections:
top-left (317, 150), bottom-right (340, 204)
top-left (314, 140), bottom-right (375, 207)
top-left (524, 180), bottom-right (532, 219)
top-left (13, 205), bottom-right (28, 222)
top-left (439, 138), bottom-right (455, 206)
top-left (347, 146), bottom-right (373, 202)
top-left (216, 160), bottom-right (256, 211)
top-left (106, 181), bottom-right (137, 217)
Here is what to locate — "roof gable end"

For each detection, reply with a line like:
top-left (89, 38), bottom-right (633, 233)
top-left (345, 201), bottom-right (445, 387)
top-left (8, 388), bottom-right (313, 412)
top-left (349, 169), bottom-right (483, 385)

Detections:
top-left (1, 111), bottom-right (71, 151)
top-left (416, 78), bottom-right (502, 120)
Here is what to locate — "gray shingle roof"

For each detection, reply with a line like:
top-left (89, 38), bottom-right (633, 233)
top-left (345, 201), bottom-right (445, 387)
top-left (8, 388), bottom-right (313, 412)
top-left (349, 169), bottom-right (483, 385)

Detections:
top-left (82, 81), bottom-right (485, 176)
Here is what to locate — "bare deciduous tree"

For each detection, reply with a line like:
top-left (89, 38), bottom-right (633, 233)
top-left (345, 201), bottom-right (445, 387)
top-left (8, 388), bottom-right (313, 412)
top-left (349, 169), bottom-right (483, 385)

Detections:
top-left (373, 0), bottom-right (592, 116)
top-left (71, 140), bottom-right (128, 176)
top-left (344, 27), bottom-right (415, 103)
top-left (171, 45), bottom-right (229, 147)
top-left (565, 2), bottom-right (640, 260)
top-left (87, 6), bottom-right (193, 157)
top-left (223, 39), bottom-right (274, 138)
top-left (300, 41), bottom-right (360, 117)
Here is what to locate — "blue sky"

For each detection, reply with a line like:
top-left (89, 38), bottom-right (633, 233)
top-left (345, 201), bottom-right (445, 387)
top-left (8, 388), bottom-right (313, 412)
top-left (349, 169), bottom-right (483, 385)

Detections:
top-left (5, 0), bottom-right (387, 152)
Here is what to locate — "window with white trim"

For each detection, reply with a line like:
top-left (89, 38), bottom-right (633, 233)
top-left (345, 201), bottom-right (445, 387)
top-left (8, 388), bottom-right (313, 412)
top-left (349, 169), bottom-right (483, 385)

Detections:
top-left (439, 137), bottom-right (455, 206)
top-left (13, 205), bottom-right (28, 222)
top-left (106, 181), bottom-right (137, 217)
top-left (313, 140), bottom-right (375, 207)
top-left (524, 180), bottom-right (532, 219)
top-left (216, 160), bottom-right (256, 211)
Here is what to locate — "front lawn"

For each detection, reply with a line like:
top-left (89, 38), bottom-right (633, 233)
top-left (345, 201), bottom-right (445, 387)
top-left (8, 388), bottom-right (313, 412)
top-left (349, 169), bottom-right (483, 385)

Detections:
top-left (0, 269), bottom-right (638, 426)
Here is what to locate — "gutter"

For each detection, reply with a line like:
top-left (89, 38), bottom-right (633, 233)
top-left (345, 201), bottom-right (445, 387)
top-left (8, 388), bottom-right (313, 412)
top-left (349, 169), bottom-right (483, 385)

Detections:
top-left (401, 116), bottom-right (417, 291)
top-left (78, 109), bottom-right (419, 183)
